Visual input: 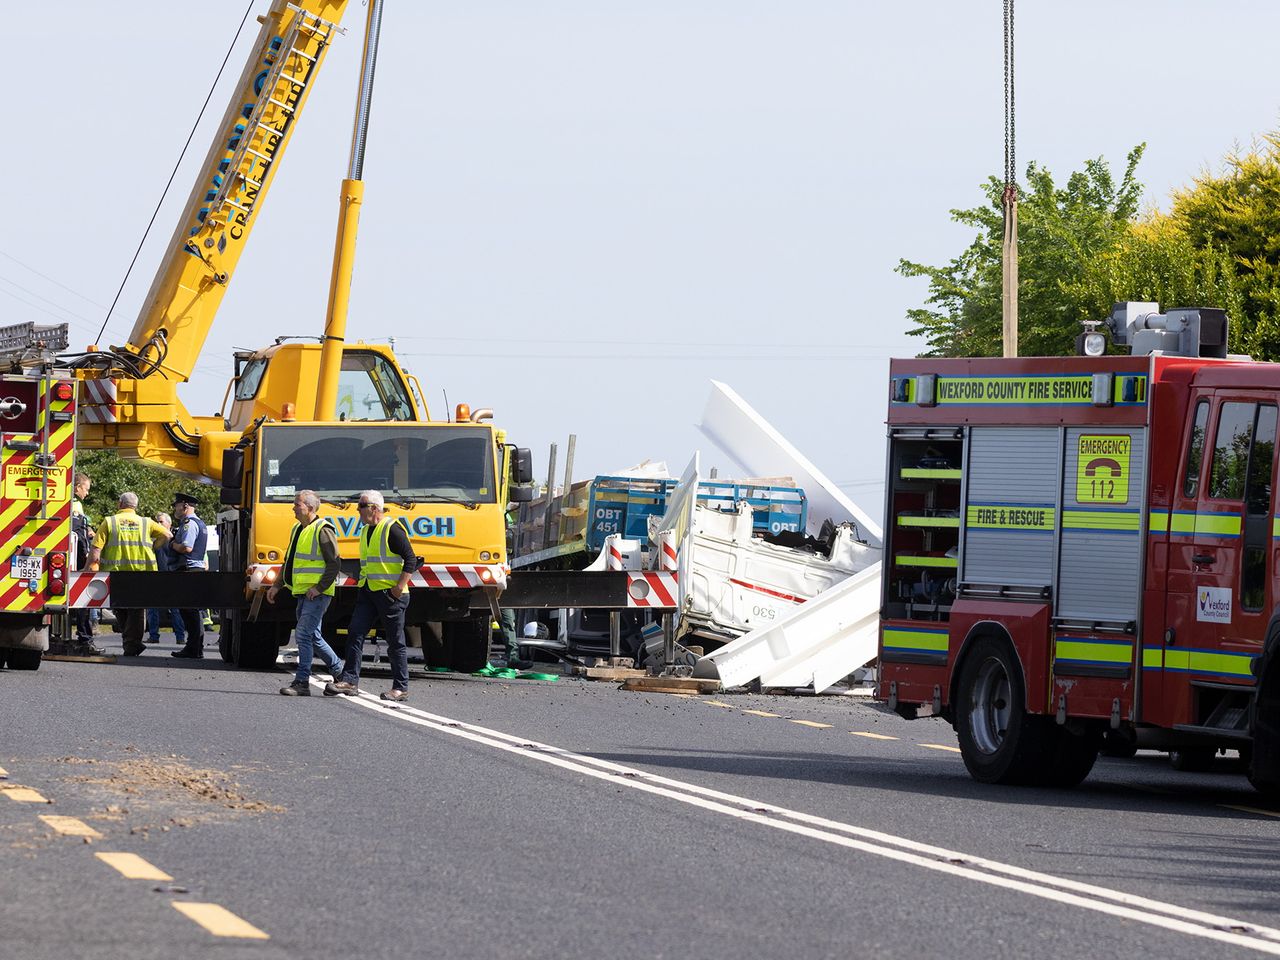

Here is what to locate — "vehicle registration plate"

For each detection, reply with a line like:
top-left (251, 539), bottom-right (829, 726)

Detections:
top-left (9, 555), bottom-right (41, 582)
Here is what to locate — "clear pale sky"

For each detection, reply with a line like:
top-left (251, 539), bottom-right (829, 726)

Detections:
top-left (4, 2), bottom-right (1279, 520)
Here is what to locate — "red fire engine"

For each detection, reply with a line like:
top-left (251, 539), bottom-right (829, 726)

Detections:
top-left (877, 302), bottom-right (1279, 795)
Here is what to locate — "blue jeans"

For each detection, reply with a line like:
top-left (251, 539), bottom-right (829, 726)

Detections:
top-left (146, 608), bottom-right (186, 644)
top-left (294, 593), bottom-right (343, 683)
top-left (337, 587), bottom-right (409, 690)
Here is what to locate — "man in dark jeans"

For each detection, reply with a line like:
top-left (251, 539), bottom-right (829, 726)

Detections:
top-left (168, 492), bottom-right (208, 660)
top-left (325, 490), bottom-right (417, 701)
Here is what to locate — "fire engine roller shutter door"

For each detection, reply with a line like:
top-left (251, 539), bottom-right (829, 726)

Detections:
top-left (1057, 427), bottom-right (1146, 621)
top-left (963, 427), bottom-right (1059, 588)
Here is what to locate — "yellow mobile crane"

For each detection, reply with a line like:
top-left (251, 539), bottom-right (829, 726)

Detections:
top-left (65, 0), bottom-right (533, 668)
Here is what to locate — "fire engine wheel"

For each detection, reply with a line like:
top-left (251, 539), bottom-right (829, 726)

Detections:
top-left (5, 649), bottom-right (41, 671)
top-left (442, 618), bottom-right (490, 674)
top-left (955, 637), bottom-right (1057, 785)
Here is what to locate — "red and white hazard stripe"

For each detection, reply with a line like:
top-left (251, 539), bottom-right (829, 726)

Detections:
top-left (626, 571), bottom-right (678, 609)
top-left (67, 571), bottom-right (112, 608)
top-left (287, 564), bottom-right (507, 590)
top-left (78, 379), bottom-right (118, 424)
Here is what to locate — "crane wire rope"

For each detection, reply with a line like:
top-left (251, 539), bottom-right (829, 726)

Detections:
top-left (1001, 0), bottom-right (1018, 357)
top-left (93, 0), bottom-right (258, 348)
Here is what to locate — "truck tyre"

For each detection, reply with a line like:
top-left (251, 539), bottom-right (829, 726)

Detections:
top-left (5, 649), bottom-right (40, 671)
top-left (228, 614), bottom-right (279, 670)
top-left (217, 612), bottom-right (234, 663)
top-left (1045, 728), bottom-right (1099, 787)
top-left (443, 618), bottom-right (489, 673)
top-left (955, 636), bottom-right (1055, 785)
top-left (1169, 747), bottom-right (1215, 772)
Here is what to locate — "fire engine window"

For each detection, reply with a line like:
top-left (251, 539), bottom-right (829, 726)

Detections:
top-left (1182, 400), bottom-right (1209, 498)
top-left (1208, 402), bottom-right (1256, 501)
top-left (1246, 405), bottom-right (1277, 516)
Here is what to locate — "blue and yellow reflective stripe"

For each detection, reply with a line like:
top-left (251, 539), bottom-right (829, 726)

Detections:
top-left (1272, 516), bottom-right (1280, 539)
top-left (1140, 646), bottom-right (1255, 678)
top-left (1061, 508), bottom-right (1141, 534)
top-left (1167, 511), bottom-right (1241, 538)
top-left (1149, 511), bottom-right (1169, 534)
top-left (1054, 637), bottom-right (1133, 667)
top-left (965, 503), bottom-right (1055, 531)
top-left (882, 627), bottom-right (949, 655)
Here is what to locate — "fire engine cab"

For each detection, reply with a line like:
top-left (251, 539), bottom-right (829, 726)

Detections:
top-left (878, 302), bottom-right (1280, 795)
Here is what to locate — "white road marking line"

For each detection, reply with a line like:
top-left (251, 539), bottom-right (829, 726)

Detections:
top-left (741, 709), bottom-right (781, 718)
top-left (172, 902), bottom-right (269, 939)
top-left (850, 731), bottom-right (898, 740)
top-left (327, 684), bottom-right (1280, 956)
top-left (702, 700), bottom-right (736, 708)
top-left (920, 743), bottom-right (962, 754)
top-left (40, 815), bottom-right (101, 838)
top-left (94, 852), bottom-right (172, 881)
top-left (789, 720), bottom-right (833, 729)
top-left (1221, 804), bottom-right (1280, 819)
top-left (0, 765), bottom-right (8, 778)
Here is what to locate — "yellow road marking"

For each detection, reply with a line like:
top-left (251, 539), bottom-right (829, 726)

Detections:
top-left (741, 710), bottom-right (781, 718)
top-left (789, 719), bottom-right (833, 729)
top-left (851, 731), bottom-right (899, 740)
top-left (95, 852), bottom-right (172, 881)
top-left (702, 700), bottom-right (736, 708)
top-left (172, 902), bottom-right (270, 940)
top-left (920, 743), bottom-right (962, 754)
top-left (40, 815), bottom-right (101, 838)
top-left (1, 786), bottom-right (49, 803)
top-left (1220, 804), bottom-right (1280, 819)
top-left (0, 765), bottom-right (7, 778)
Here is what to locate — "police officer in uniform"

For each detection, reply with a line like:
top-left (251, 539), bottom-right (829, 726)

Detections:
top-left (89, 492), bottom-right (170, 657)
top-left (325, 490), bottom-right (417, 701)
top-left (169, 491), bottom-right (208, 659)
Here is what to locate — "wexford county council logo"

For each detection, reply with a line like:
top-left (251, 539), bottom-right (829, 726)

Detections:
top-left (1197, 587), bottom-right (1232, 624)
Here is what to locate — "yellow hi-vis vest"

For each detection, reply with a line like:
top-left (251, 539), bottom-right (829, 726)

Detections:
top-left (359, 518), bottom-right (401, 591)
top-left (285, 517), bottom-right (336, 597)
top-left (100, 511), bottom-right (157, 572)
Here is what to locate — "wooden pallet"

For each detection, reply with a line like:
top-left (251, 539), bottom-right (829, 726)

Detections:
top-left (44, 653), bottom-right (116, 664)
top-left (619, 676), bottom-right (720, 695)
top-left (570, 665), bottom-right (648, 682)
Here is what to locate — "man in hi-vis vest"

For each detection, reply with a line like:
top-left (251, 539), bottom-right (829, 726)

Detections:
top-left (89, 492), bottom-right (170, 657)
top-left (267, 489), bottom-right (345, 695)
top-left (325, 490), bottom-right (417, 701)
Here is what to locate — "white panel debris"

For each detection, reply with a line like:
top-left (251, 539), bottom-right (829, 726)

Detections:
top-left (698, 380), bottom-right (883, 547)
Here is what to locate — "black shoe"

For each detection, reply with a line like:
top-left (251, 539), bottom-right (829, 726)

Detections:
top-left (507, 657), bottom-right (533, 671)
top-left (144, 637), bottom-right (160, 645)
top-left (171, 648), bottom-right (204, 660)
top-left (121, 646), bottom-right (144, 657)
top-left (280, 681), bottom-right (311, 696)
top-left (380, 688), bottom-right (408, 702)
top-left (324, 680), bottom-right (359, 697)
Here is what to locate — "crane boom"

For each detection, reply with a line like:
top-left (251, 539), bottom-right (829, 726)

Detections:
top-left (124, 1), bottom-right (350, 382)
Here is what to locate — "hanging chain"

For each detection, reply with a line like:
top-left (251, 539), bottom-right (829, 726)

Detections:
top-left (1003, 0), bottom-right (1016, 195)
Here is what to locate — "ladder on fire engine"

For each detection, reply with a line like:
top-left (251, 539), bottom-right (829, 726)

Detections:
top-left (204, 7), bottom-right (343, 225)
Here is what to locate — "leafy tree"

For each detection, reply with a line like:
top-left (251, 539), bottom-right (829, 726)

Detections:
top-left (1066, 213), bottom-right (1244, 353)
top-left (1166, 134), bottom-right (1280, 359)
top-left (898, 146), bottom-right (1146, 357)
top-left (75, 449), bottom-right (221, 525)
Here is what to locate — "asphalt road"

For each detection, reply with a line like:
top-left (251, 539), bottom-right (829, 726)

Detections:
top-left (2, 636), bottom-right (1278, 960)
